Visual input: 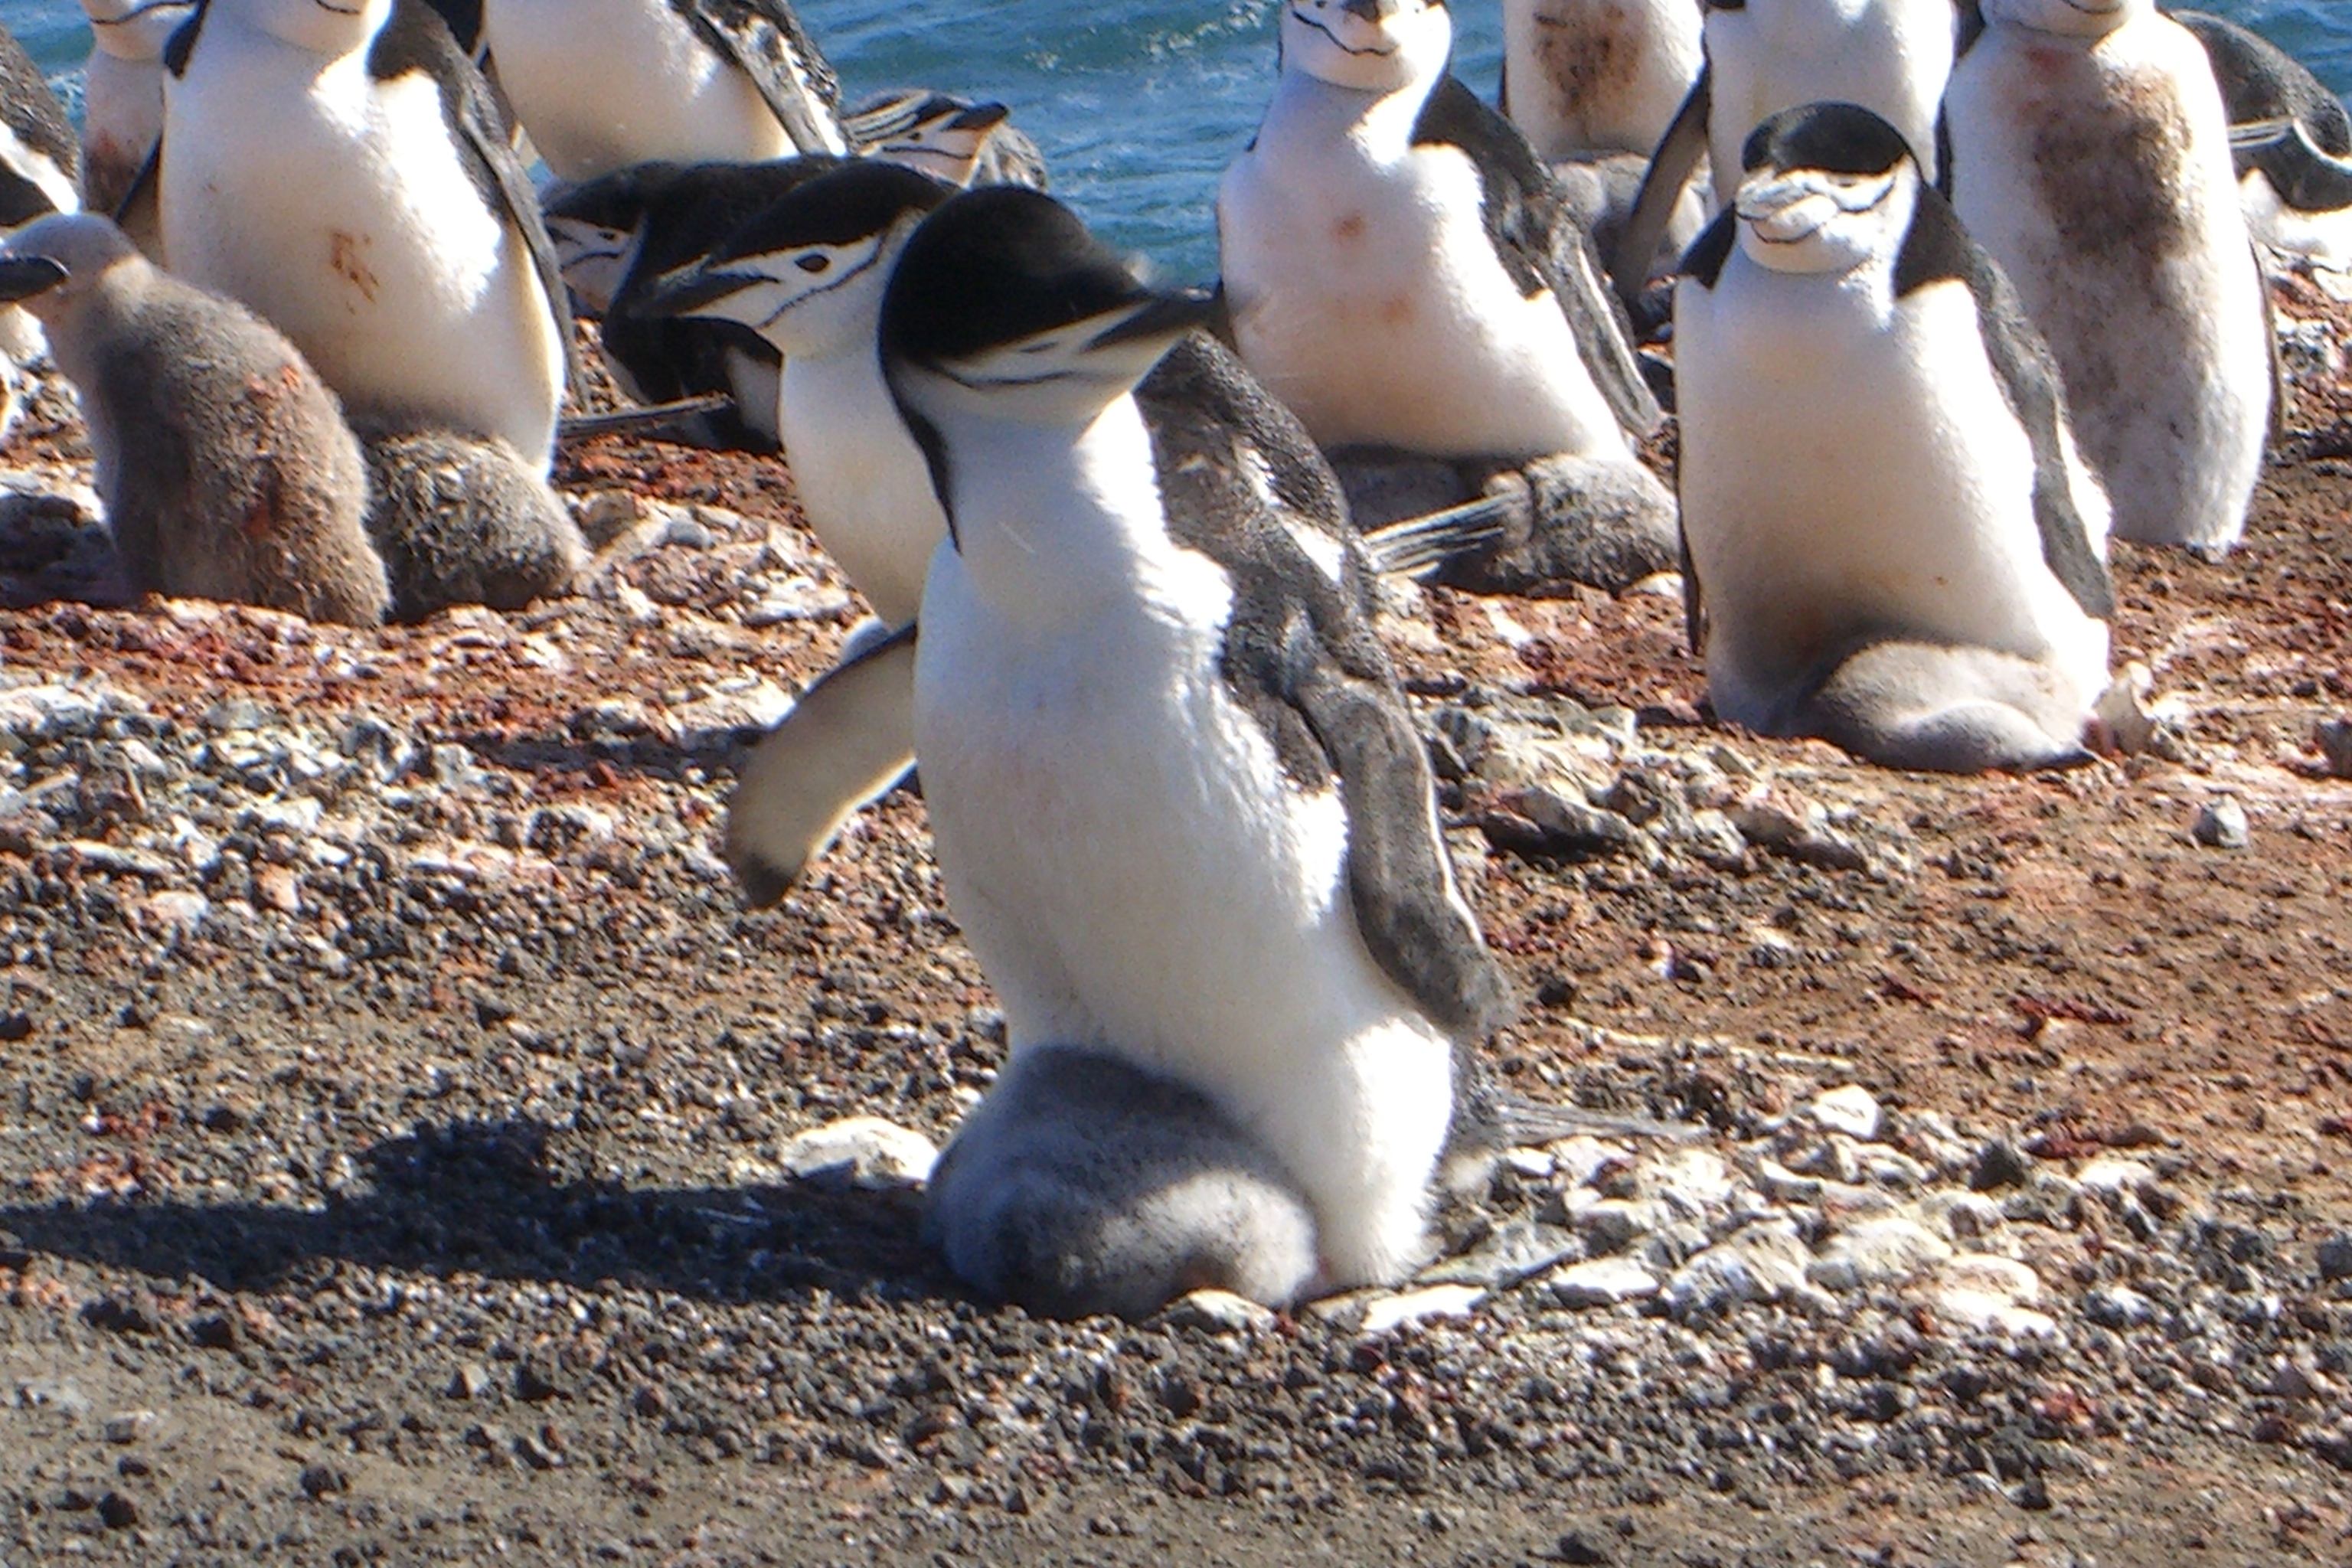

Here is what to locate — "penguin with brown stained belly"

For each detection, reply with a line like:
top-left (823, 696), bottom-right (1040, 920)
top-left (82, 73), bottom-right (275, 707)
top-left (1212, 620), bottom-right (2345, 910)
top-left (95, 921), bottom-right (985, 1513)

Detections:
top-left (1947, 0), bottom-right (2272, 554)
top-left (0, 213), bottom-right (390, 628)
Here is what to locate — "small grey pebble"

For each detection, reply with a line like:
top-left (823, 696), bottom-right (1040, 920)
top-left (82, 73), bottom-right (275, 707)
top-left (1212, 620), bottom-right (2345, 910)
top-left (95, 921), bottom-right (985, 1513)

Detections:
top-left (2318, 718), bottom-right (2352, 779)
top-left (1969, 1139), bottom-right (2033, 1192)
top-left (2190, 796), bottom-right (2248, 849)
top-left (2319, 1234), bottom-right (2352, 1282)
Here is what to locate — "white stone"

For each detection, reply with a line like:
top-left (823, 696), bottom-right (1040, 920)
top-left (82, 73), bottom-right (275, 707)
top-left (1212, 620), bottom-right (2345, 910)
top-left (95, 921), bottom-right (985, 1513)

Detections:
top-left (1665, 1222), bottom-right (1819, 1316)
top-left (1158, 1289), bottom-right (1276, 1334)
top-left (1640, 1148), bottom-right (1737, 1214)
top-left (1359, 1283), bottom-right (1485, 1334)
top-left (776, 1117), bottom-right (938, 1191)
top-left (1547, 1135), bottom-right (1625, 1190)
top-left (1550, 1257), bottom-right (1661, 1308)
top-left (1929, 1255), bottom-right (2056, 1338)
top-left (142, 891), bottom-right (210, 932)
top-left (1808, 1217), bottom-right (1952, 1292)
top-left (1501, 1147), bottom-right (1556, 1180)
top-left (1808, 1085), bottom-right (1883, 1142)
top-left (2074, 1156), bottom-right (2157, 1197)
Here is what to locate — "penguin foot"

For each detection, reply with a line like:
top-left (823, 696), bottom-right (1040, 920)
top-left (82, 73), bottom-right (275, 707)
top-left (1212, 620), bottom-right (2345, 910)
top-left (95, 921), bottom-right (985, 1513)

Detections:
top-left (356, 424), bottom-right (590, 620)
top-left (1799, 640), bottom-right (2102, 775)
top-left (923, 1046), bottom-right (1318, 1321)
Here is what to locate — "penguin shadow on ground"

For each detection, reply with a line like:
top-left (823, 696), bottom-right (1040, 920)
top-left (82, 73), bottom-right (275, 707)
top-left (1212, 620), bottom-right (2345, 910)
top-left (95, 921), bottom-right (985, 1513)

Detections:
top-left (457, 716), bottom-right (773, 797)
top-left (0, 1117), bottom-right (956, 1309)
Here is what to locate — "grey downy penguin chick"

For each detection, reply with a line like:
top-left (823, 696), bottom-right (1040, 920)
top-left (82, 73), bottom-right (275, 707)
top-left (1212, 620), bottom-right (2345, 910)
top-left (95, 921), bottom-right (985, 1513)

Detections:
top-left (76, 0), bottom-right (193, 237)
top-left (890, 187), bottom-right (1670, 1317)
top-left (1948, 0), bottom-right (2272, 554)
top-left (479, 0), bottom-right (848, 183)
top-left (547, 155), bottom-right (850, 450)
top-left (161, 0), bottom-right (575, 472)
top-left (2172, 9), bottom-right (2352, 279)
top-left (1674, 103), bottom-right (2115, 773)
top-left (0, 213), bottom-right (390, 626)
top-left (354, 422), bottom-right (587, 619)
top-left (923, 1046), bottom-right (1320, 1321)
top-left (1220, 0), bottom-right (1661, 465)
top-left (1615, 0), bottom-right (1964, 310)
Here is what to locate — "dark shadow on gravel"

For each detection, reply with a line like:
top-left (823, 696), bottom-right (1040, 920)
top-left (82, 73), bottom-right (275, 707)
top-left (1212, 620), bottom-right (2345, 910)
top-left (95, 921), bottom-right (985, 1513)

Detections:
top-left (0, 1119), bottom-right (958, 1308)
top-left (459, 727), bottom-right (761, 789)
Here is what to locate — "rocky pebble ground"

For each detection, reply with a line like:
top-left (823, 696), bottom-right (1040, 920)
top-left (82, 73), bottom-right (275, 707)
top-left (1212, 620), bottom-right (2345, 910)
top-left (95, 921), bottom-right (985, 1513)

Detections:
top-left (0, 290), bottom-right (2344, 1563)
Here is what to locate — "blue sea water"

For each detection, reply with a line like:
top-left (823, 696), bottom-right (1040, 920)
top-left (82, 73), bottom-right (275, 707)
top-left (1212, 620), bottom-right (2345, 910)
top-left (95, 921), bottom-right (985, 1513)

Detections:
top-left (9, 0), bottom-right (2350, 281)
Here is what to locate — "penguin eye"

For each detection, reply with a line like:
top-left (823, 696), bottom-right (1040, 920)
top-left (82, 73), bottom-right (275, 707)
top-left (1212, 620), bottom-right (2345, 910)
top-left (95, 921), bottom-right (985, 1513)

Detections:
top-left (795, 253), bottom-right (830, 274)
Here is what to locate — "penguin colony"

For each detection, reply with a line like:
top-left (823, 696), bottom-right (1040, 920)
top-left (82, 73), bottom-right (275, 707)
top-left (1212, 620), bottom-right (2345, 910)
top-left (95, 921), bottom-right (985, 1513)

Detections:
top-left (0, 0), bottom-right (2337, 1320)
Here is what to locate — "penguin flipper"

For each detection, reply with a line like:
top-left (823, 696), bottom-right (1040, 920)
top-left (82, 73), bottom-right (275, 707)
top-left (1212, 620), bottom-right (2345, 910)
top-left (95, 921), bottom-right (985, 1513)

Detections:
top-left (724, 621), bottom-right (918, 906)
top-left (371, 0), bottom-right (582, 402)
top-left (1615, 61), bottom-right (1711, 317)
top-left (671, 0), bottom-right (845, 155)
top-left (1138, 336), bottom-right (1514, 1044)
top-left (1411, 74), bottom-right (1661, 440)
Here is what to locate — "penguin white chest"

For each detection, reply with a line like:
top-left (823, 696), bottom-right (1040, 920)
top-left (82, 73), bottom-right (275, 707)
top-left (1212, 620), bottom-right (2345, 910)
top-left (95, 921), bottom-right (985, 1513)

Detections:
top-left (1675, 266), bottom-right (2108, 727)
top-left (1220, 122), bottom-right (1626, 461)
top-left (776, 348), bottom-right (945, 629)
top-left (484, 0), bottom-right (792, 181)
top-left (1706, 1), bottom-right (1955, 199)
top-left (79, 51), bottom-right (162, 214)
top-left (1947, 18), bottom-right (2270, 550)
top-left (162, 33), bottom-right (565, 463)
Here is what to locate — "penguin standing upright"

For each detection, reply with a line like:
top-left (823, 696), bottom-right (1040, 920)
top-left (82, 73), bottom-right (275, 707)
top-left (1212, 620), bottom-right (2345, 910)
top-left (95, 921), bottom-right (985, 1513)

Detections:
top-left (1947, 0), bottom-right (2271, 553)
top-left (1219, 0), bottom-right (1660, 465)
top-left (0, 213), bottom-right (390, 627)
top-left (160, 0), bottom-right (573, 472)
top-left (2172, 9), bottom-right (2352, 278)
top-left (1615, 0), bottom-right (1963, 305)
top-left (1674, 103), bottom-right (2115, 772)
top-left (1501, 0), bottom-right (1705, 162)
top-left (891, 185), bottom-right (1545, 1314)
top-left (479, 0), bottom-right (847, 183)
top-left (77, 0), bottom-right (191, 224)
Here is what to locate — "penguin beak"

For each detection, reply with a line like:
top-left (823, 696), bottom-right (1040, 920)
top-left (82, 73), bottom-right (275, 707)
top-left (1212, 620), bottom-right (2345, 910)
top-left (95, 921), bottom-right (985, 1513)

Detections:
top-left (640, 261), bottom-right (764, 322)
top-left (1085, 287), bottom-right (1219, 351)
top-left (946, 103), bottom-right (1011, 133)
top-left (0, 256), bottom-right (68, 305)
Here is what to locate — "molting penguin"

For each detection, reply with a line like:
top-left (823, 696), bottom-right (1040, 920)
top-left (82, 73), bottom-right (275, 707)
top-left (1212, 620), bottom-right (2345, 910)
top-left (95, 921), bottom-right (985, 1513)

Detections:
top-left (1501, 0), bottom-right (1705, 161)
top-left (1617, 0), bottom-right (1963, 305)
top-left (479, 0), bottom-right (846, 183)
top-left (891, 185), bottom-right (1553, 1315)
top-left (1219, 0), bottom-right (1661, 465)
top-left (1674, 103), bottom-right (2115, 773)
top-left (77, 0), bottom-right (191, 225)
top-left (2172, 9), bottom-right (2352, 278)
top-left (0, 214), bottom-right (390, 627)
top-left (547, 155), bottom-right (848, 449)
top-left (160, 0), bottom-right (573, 472)
top-left (1948, 0), bottom-right (2271, 554)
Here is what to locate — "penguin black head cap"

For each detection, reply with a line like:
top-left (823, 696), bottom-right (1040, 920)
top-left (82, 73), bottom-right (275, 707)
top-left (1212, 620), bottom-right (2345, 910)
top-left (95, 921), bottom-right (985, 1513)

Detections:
top-left (711, 161), bottom-right (954, 266)
top-left (880, 186), bottom-right (1205, 369)
top-left (1742, 103), bottom-right (1917, 181)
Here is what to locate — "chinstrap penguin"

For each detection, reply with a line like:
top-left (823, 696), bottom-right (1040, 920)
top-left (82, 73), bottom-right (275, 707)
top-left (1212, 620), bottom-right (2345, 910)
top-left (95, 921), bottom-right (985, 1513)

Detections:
top-left (1219, 0), bottom-right (1662, 464)
top-left (1674, 103), bottom-right (2115, 773)
top-left (547, 155), bottom-right (849, 449)
top-left (841, 90), bottom-right (1050, 190)
top-left (0, 214), bottom-right (390, 627)
top-left (1947, 0), bottom-right (2272, 554)
top-left (77, 0), bottom-right (191, 230)
top-left (646, 158), bottom-right (956, 629)
top-left (160, 0), bottom-right (575, 472)
top-left (890, 185), bottom-right (1555, 1314)
top-left (1617, 0), bottom-right (1963, 308)
top-left (0, 22), bottom-right (80, 446)
top-left (479, 0), bottom-right (847, 183)
top-left (2171, 9), bottom-right (2352, 278)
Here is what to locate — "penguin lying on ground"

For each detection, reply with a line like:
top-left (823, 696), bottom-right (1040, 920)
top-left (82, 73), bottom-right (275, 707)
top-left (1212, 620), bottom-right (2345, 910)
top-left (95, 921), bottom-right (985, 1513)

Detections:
top-left (0, 214), bottom-right (390, 627)
top-left (355, 423), bottom-right (588, 620)
top-left (1617, 0), bottom-right (1965, 315)
top-left (890, 185), bottom-right (1677, 1317)
top-left (1674, 103), bottom-right (2115, 773)
top-left (1948, 0), bottom-right (2271, 554)
top-left (161, 0), bottom-right (574, 472)
top-left (480, 0), bottom-right (847, 182)
top-left (2172, 9), bottom-right (2352, 280)
top-left (1220, 0), bottom-right (1676, 593)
